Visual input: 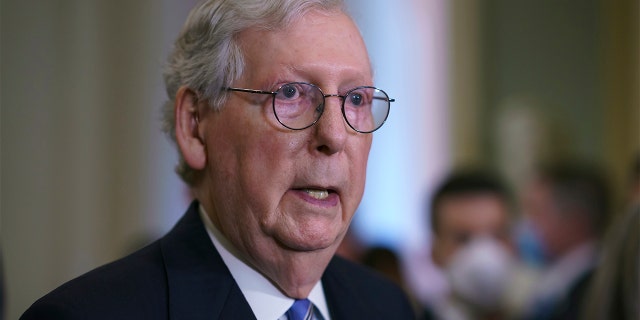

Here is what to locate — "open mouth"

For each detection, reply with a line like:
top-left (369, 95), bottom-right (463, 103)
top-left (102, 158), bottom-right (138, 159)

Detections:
top-left (303, 188), bottom-right (330, 200)
top-left (291, 186), bottom-right (340, 207)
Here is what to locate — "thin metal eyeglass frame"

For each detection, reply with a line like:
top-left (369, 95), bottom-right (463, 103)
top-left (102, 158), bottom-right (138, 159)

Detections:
top-left (224, 82), bottom-right (394, 133)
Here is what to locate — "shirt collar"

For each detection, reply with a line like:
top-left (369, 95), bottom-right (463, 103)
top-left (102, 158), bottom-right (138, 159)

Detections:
top-left (533, 241), bottom-right (598, 300)
top-left (198, 205), bottom-right (330, 320)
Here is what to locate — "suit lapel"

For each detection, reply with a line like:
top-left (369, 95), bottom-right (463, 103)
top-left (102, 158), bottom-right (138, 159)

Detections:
top-left (322, 258), bottom-right (375, 319)
top-left (160, 201), bottom-right (256, 320)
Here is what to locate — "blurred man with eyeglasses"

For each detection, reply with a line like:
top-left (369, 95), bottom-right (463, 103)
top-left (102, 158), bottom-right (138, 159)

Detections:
top-left (21, 0), bottom-right (414, 319)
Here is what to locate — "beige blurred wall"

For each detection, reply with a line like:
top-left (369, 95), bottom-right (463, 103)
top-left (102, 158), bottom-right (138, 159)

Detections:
top-left (1, 1), bottom-right (197, 318)
top-left (449, 0), bottom-right (639, 212)
top-left (601, 0), bottom-right (640, 208)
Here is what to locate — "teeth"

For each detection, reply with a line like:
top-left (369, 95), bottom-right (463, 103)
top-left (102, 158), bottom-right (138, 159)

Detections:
top-left (304, 189), bottom-right (329, 200)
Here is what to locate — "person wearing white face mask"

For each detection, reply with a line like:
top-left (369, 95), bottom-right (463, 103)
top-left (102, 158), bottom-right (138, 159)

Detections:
top-left (446, 236), bottom-right (514, 313)
top-left (424, 169), bottom-right (517, 320)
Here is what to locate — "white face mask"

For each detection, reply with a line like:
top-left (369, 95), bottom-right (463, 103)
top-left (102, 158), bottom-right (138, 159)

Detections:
top-left (446, 236), bottom-right (514, 310)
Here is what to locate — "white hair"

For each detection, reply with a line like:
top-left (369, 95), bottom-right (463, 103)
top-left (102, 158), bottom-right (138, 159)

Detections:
top-left (162, 0), bottom-right (346, 185)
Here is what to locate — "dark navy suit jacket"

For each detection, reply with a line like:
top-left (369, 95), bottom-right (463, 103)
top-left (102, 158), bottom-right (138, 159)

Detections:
top-left (22, 201), bottom-right (415, 319)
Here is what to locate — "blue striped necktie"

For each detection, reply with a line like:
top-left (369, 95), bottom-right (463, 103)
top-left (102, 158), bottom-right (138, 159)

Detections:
top-left (286, 299), bottom-right (312, 320)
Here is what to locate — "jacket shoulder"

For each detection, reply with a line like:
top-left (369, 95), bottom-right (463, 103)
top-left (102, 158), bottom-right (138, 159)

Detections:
top-left (324, 256), bottom-right (416, 319)
top-left (21, 241), bottom-right (168, 320)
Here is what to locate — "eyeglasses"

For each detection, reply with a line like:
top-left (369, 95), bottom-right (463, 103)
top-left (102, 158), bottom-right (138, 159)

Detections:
top-left (225, 82), bottom-right (394, 133)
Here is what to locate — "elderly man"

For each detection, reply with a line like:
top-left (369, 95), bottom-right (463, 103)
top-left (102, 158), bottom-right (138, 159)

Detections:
top-left (21, 0), bottom-right (414, 319)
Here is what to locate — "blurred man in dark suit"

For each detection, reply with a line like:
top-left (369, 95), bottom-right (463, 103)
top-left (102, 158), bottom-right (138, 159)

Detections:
top-left (520, 162), bottom-right (610, 320)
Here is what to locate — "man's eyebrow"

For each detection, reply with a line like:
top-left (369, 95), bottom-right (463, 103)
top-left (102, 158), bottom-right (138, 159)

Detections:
top-left (285, 63), bottom-right (372, 84)
top-left (259, 66), bottom-right (302, 88)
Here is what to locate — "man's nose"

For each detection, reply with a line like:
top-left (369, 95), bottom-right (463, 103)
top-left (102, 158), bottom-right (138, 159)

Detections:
top-left (311, 95), bottom-right (348, 155)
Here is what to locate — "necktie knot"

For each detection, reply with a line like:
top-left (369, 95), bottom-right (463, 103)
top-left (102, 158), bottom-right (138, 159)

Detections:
top-left (286, 298), bottom-right (312, 320)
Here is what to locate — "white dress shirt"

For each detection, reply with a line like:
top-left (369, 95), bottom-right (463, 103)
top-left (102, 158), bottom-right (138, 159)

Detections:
top-left (199, 206), bottom-right (331, 320)
top-left (526, 241), bottom-right (598, 313)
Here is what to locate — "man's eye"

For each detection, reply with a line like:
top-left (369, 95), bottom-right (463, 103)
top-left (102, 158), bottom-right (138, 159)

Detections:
top-left (349, 93), bottom-right (363, 106)
top-left (282, 85), bottom-right (298, 99)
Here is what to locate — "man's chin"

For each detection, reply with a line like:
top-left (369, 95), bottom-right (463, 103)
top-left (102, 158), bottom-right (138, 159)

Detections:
top-left (275, 233), bottom-right (339, 253)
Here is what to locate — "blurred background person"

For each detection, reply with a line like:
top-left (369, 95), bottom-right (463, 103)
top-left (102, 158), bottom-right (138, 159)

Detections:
top-left (337, 233), bottom-right (424, 315)
top-left (426, 169), bottom-right (516, 320)
top-left (519, 162), bottom-right (610, 320)
top-left (582, 203), bottom-right (639, 320)
top-left (361, 245), bottom-right (426, 316)
top-left (1, 252), bottom-right (4, 320)
top-left (579, 154), bottom-right (640, 320)
top-left (627, 153), bottom-right (640, 205)
top-left (335, 227), bottom-right (366, 263)
top-left (361, 246), bottom-right (405, 290)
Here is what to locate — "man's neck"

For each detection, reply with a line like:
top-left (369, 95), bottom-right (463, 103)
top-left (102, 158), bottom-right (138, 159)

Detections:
top-left (198, 204), bottom-right (331, 319)
top-left (197, 196), bottom-right (338, 298)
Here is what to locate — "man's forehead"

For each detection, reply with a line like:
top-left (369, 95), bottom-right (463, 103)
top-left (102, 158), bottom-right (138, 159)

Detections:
top-left (439, 195), bottom-right (509, 223)
top-left (236, 11), bottom-right (372, 86)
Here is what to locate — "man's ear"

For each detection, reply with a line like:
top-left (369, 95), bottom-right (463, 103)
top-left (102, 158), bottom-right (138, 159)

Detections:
top-left (175, 86), bottom-right (206, 170)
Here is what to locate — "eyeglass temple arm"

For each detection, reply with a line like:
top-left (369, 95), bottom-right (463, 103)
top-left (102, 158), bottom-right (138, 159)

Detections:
top-left (225, 87), bottom-right (276, 95)
top-left (373, 96), bottom-right (395, 103)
